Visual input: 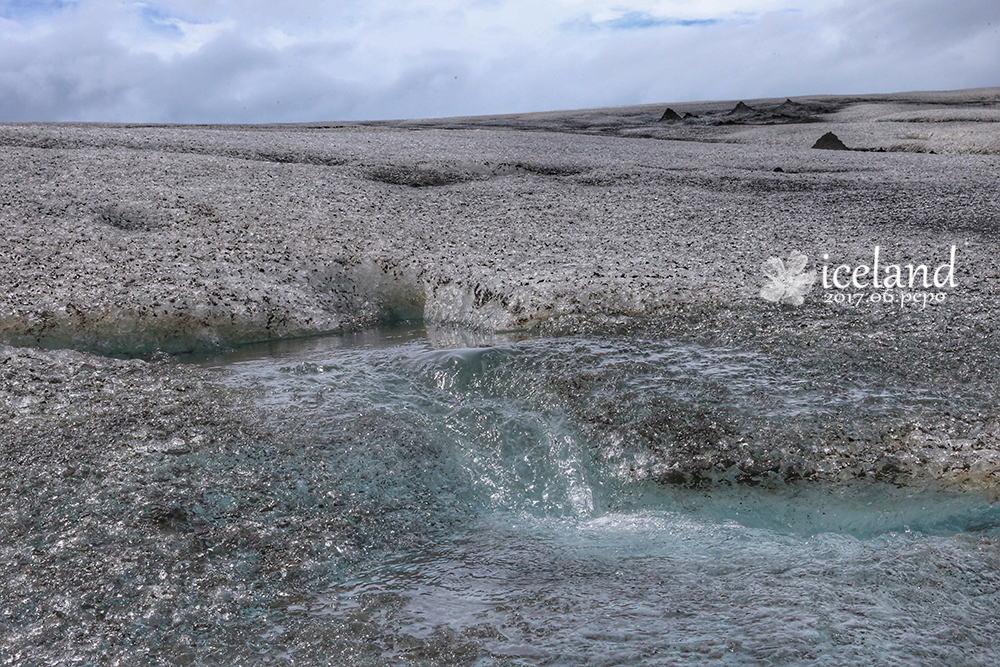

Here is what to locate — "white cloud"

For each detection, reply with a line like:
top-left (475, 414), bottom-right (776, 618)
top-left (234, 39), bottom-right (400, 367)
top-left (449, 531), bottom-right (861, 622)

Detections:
top-left (0, 0), bottom-right (997, 123)
top-left (109, 6), bottom-right (236, 60)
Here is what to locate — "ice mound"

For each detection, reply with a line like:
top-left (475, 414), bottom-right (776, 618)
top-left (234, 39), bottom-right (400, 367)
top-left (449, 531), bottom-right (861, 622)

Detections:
top-left (658, 107), bottom-right (683, 122)
top-left (728, 101), bottom-right (755, 117)
top-left (812, 131), bottom-right (849, 150)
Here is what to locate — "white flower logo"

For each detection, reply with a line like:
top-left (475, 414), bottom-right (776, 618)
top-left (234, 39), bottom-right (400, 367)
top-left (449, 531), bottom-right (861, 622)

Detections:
top-left (760, 251), bottom-right (816, 306)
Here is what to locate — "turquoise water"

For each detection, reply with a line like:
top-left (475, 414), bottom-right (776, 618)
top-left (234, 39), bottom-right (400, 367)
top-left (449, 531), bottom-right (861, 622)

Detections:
top-left (176, 325), bottom-right (1000, 665)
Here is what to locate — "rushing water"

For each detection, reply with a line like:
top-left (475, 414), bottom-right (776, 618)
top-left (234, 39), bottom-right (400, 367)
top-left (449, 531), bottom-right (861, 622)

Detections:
top-left (170, 325), bottom-right (1000, 665)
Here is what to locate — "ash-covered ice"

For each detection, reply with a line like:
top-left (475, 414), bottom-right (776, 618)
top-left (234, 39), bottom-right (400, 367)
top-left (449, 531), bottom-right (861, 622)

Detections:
top-left (4, 88), bottom-right (1000, 663)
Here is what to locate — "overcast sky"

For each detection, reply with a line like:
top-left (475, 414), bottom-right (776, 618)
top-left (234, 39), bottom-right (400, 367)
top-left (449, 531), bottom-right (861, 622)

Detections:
top-left (1, 0), bottom-right (998, 123)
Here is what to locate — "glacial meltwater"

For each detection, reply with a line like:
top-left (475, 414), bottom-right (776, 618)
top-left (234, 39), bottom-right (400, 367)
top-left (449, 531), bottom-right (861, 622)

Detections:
top-left (181, 325), bottom-right (1000, 665)
top-left (6, 323), bottom-right (1000, 666)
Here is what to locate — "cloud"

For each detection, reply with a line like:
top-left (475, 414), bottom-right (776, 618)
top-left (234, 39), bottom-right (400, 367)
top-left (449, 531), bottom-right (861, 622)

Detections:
top-left (0, 0), bottom-right (997, 123)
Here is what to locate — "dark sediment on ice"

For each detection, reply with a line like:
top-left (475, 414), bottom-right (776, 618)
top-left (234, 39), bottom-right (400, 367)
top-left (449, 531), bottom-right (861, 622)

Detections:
top-left (2, 87), bottom-right (1000, 494)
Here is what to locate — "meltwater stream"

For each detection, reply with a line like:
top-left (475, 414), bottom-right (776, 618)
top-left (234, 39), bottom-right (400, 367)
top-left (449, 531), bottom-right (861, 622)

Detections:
top-left (184, 325), bottom-right (1000, 665)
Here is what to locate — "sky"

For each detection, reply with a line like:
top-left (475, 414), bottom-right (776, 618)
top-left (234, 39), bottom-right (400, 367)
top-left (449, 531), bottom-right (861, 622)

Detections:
top-left (0, 0), bottom-right (998, 123)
